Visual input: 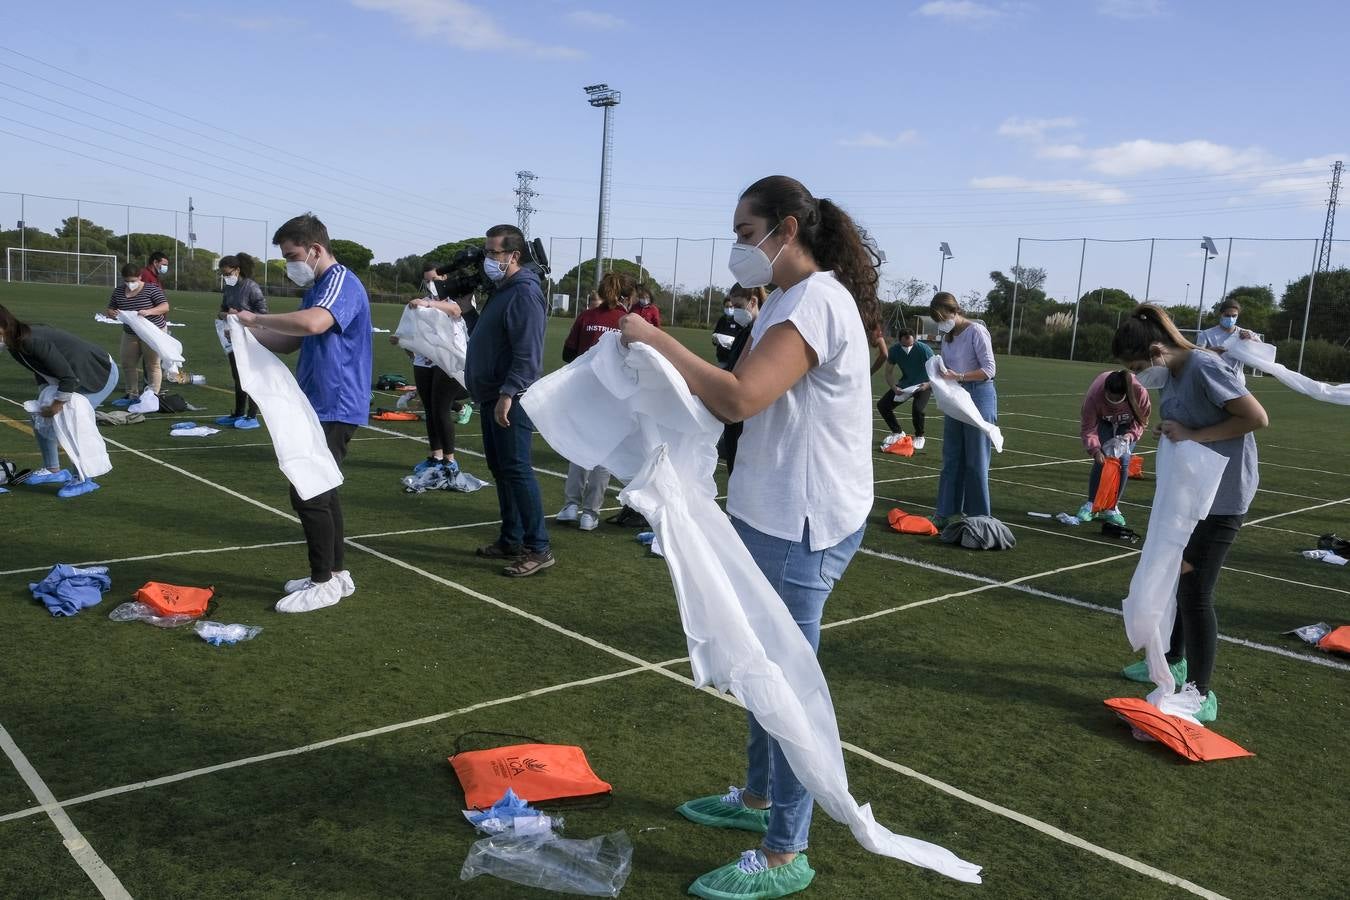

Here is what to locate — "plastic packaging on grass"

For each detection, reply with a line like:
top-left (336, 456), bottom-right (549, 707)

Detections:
top-left (463, 789), bottom-right (563, 836)
top-left (109, 601), bottom-right (195, 628)
top-left (459, 826), bottom-right (632, 897)
top-left (194, 621), bottom-right (262, 646)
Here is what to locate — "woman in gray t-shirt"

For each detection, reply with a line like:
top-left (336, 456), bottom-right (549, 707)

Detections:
top-left (1111, 305), bottom-right (1268, 724)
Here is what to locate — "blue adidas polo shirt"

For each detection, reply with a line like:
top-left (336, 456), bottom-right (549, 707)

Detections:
top-left (296, 263), bottom-right (373, 426)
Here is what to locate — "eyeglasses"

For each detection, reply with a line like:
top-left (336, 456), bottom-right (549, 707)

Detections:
top-left (483, 248), bottom-right (514, 259)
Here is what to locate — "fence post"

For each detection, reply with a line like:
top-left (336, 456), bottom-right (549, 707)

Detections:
top-left (75, 199), bottom-right (81, 285)
top-left (670, 237), bottom-right (680, 324)
top-left (18, 193), bottom-right (25, 281)
top-left (1008, 237), bottom-right (1021, 354)
top-left (1220, 237), bottom-right (1232, 305)
top-left (1144, 238), bottom-right (1155, 302)
top-left (704, 239), bottom-right (716, 327)
top-left (1297, 239), bottom-right (1319, 373)
top-left (263, 220), bottom-right (269, 290)
top-left (125, 205), bottom-right (131, 263)
top-left (173, 211), bottom-right (179, 290)
top-left (1068, 238), bottom-right (1085, 361)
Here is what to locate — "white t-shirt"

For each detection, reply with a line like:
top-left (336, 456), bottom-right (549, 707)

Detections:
top-left (727, 271), bottom-right (873, 552)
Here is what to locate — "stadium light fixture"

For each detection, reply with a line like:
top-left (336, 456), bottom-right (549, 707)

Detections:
top-left (938, 242), bottom-right (953, 291)
top-left (585, 84), bottom-right (621, 290)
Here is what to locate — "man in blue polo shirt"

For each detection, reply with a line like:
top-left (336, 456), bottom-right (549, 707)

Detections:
top-left (233, 213), bottom-right (372, 612)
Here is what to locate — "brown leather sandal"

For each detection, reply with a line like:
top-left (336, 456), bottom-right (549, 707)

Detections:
top-left (503, 550), bottom-right (555, 577)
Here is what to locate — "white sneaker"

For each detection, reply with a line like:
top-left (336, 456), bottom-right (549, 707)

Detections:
top-left (578, 510), bottom-right (599, 532)
top-left (275, 577), bottom-right (343, 613)
top-left (556, 502), bottom-right (580, 523)
top-left (913, 436), bottom-right (926, 451)
top-left (283, 570), bottom-right (355, 597)
top-left (880, 432), bottom-right (904, 450)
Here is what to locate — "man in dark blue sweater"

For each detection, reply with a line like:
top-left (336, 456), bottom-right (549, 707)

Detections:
top-left (464, 224), bottom-right (553, 576)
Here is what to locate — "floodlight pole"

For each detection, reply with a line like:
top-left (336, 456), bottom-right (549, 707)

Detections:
top-left (1220, 237), bottom-right (1233, 305)
top-left (585, 84), bottom-right (621, 291)
top-left (1197, 255), bottom-right (1211, 334)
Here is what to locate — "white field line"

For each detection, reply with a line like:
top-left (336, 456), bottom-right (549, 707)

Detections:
top-left (839, 741), bottom-right (1233, 900)
top-left (1245, 496), bottom-right (1350, 526)
top-left (857, 547), bottom-right (1350, 674)
top-left (0, 663), bottom-right (664, 826)
top-left (107, 435), bottom-right (401, 453)
top-left (0, 723), bottom-right (130, 898)
top-left (0, 425), bottom-right (1237, 897)
top-left (823, 550), bottom-right (1138, 630)
top-left (872, 491), bottom-right (1350, 597)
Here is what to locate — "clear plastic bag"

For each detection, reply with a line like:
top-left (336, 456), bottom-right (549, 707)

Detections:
top-left (108, 601), bottom-right (196, 628)
top-left (459, 828), bottom-right (632, 897)
top-left (194, 621), bottom-right (262, 646)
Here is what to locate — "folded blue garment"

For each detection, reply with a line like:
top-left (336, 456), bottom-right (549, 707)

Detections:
top-left (28, 564), bottom-right (112, 617)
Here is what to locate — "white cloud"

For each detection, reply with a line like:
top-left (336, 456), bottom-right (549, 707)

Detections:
top-left (350, 0), bottom-right (583, 59)
top-left (1082, 139), bottom-right (1267, 176)
top-left (915, 1), bottom-right (1003, 23)
top-left (838, 130), bottom-right (920, 149)
top-left (566, 10), bottom-right (625, 29)
top-left (1253, 154), bottom-right (1345, 204)
top-left (1097, 0), bottom-right (1165, 19)
top-left (970, 176), bottom-right (1130, 204)
top-left (998, 116), bottom-right (1078, 141)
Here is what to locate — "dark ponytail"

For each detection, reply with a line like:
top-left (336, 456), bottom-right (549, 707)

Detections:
top-left (739, 176), bottom-right (882, 339)
top-left (0, 303), bottom-right (31, 346)
top-left (220, 252), bottom-right (256, 279)
top-left (1111, 303), bottom-right (1195, 363)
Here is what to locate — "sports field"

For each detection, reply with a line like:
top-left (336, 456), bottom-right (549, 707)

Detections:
top-left (1, 282), bottom-right (1346, 899)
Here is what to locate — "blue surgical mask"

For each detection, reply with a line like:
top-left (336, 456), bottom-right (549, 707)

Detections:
top-left (1220, 315), bottom-right (1237, 329)
top-left (483, 258), bottom-right (506, 283)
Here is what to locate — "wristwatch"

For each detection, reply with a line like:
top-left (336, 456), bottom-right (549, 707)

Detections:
top-left (957, 371), bottom-right (964, 383)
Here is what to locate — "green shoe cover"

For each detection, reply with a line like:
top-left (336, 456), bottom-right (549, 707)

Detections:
top-left (1195, 688), bottom-right (1219, 724)
top-left (678, 787), bottom-right (769, 834)
top-left (689, 850), bottom-right (815, 900)
top-left (1121, 657), bottom-right (1187, 685)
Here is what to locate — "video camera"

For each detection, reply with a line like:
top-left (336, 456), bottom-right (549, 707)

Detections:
top-left (433, 238), bottom-right (550, 300)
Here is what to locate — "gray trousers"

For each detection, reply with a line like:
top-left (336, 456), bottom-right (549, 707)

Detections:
top-left (564, 462), bottom-right (610, 515)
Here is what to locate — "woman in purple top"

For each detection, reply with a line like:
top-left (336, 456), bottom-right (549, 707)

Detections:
top-left (929, 292), bottom-right (997, 525)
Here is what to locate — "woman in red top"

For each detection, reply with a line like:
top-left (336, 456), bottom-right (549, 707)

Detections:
top-left (632, 283), bottom-right (661, 327)
top-left (558, 272), bottom-right (634, 531)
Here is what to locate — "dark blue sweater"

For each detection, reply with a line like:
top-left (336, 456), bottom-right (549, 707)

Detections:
top-left (464, 268), bottom-right (547, 403)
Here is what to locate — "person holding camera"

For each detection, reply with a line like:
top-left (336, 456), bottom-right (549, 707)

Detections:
top-left (464, 225), bottom-right (553, 577)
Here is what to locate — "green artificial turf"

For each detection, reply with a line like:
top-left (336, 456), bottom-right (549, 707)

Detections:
top-left (0, 282), bottom-right (1347, 898)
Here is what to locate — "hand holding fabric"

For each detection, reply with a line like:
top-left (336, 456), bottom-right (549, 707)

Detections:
top-left (618, 313), bottom-right (657, 347)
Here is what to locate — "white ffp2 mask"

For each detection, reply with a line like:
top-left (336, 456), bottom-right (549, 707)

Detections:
top-left (728, 225), bottom-right (781, 289)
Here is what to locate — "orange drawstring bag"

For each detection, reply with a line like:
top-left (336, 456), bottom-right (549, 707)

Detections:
top-left (1128, 455), bottom-right (1144, 478)
top-left (449, 732), bottom-right (613, 809)
top-left (1104, 698), bottom-right (1253, 763)
top-left (372, 410), bottom-right (420, 421)
top-left (134, 582), bottom-right (215, 618)
top-left (1092, 457), bottom-right (1124, 514)
top-left (888, 508), bottom-right (939, 536)
top-left (883, 435), bottom-right (914, 457)
top-left (1317, 626), bottom-right (1350, 654)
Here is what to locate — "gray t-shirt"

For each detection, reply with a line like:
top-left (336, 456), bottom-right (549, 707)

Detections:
top-left (1160, 349), bottom-right (1259, 516)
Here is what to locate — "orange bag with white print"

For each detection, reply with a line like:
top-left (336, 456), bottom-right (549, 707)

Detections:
top-left (448, 732), bottom-right (613, 809)
top-left (1104, 698), bottom-right (1252, 763)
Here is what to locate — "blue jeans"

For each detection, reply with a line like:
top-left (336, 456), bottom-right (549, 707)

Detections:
top-left (935, 380), bottom-right (997, 519)
top-left (479, 399), bottom-right (549, 553)
top-left (1086, 420), bottom-right (1134, 505)
top-left (37, 359), bottom-right (120, 471)
top-left (732, 517), bottom-right (866, 854)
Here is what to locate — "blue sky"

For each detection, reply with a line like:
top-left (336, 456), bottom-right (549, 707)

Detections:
top-left (1, 0), bottom-right (1345, 310)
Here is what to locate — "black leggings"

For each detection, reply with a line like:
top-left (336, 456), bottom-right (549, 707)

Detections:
top-left (1166, 513), bottom-right (1243, 694)
top-left (226, 352), bottom-right (258, 419)
top-left (877, 387), bottom-right (931, 436)
top-left (290, 422), bottom-right (356, 583)
top-left (413, 365), bottom-right (469, 456)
